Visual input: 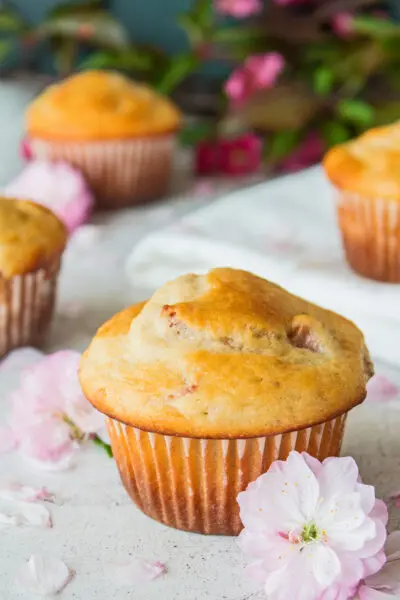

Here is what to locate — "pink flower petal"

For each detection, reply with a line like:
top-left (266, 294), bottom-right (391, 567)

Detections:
top-left (111, 558), bottom-right (166, 586)
top-left (0, 484), bottom-right (54, 503)
top-left (0, 426), bottom-right (17, 454)
top-left (331, 12), bottom-right (354, 38)
top-left (0, 502), bottom-right (51, 528)
top-left (367, 375), bottom-right (399, 403)
top-left (4, 160), bottom-right (94, 233)
top-left (0, 347), bottom-right (44, 375)
top-left (16, 554), bottom-right (71, 595)
top-left (19, 418), bottom-right (76, 465)
top-left (358, 585), bottom-right (392, 600)
top-left (215, 0), bottom-right (262, 18)
top-left (65, 395), bottom-right (104, 435)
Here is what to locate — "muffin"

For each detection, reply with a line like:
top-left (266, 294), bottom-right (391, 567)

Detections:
top-left (0, 197), bottom-right (67, 356)
top-left (26, 70), bottom-right (181, 209)
top-left (79, 268), bottom-right (373, 536)
top-left (324, 122), bottom-right (400, 282)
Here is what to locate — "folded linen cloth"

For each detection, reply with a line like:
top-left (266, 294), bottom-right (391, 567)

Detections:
top-left (126, 166), bottom-right (400, 368)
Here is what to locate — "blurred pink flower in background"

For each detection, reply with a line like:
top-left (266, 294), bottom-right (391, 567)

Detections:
top-left (219, 133), bottom-right (262, 175)
top-left (331, 12), bottom-right (354, 38)
top-left (225, 52), bottom-right (285, 105)
top-left (20, 136), bottom-right (33, 161)
top-left (215, 0), bottom-right (262, 18)
top-left (195, 133), bottom-right (262, 176)
top-left (280, 132), bottom-right (325, 173)
top-left (272, 0), bottom-right (308, 5)
top-left (195, 140), bottom-right (221, 176)
top-left (4, 160), bottom-right (94, 233)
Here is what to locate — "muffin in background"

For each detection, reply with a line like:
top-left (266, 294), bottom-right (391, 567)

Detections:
top-left (26, 70), bottom-right (181, 209)
top-left (0, 197), bottom-right (67, 356)
top-left (79, 268), bottom-right (373, 536)
top-left (324, 122), bottom-right (400, 282)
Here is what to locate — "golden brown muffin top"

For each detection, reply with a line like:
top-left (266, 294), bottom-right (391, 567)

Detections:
top-left (0, 197), bottom-right (67, 278)
top-left (26, 70), bottom-right (181, 141)
top-left (324, 121), bottom-right (400, 198)
top-left (79, 268), bottom-right (373, 438)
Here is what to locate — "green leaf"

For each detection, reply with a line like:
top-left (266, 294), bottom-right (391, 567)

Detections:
top-left (0, 7), bottom-right (27, 33)
top-left (352, 16), bottom-right (400, 39)
top-left (177, 13), bottom-right (205, 45)
top-left (266, 130), bottom-right (301, 162)
top-left (80, 47), bottom-right (154, 72)
top-left (54, 37), bottom-right (77, 76)
top-left (49, 0), bottom-right (103, 18)
top-left (313, 66), bottom-right (335, 96)
top-left (373, 102), bottom-right (400, 126)
top-left (337, 99), bottom-right (375, 127)
top-left (37, 10), bottom-right (129, 49)
top-left (193, 0), bottom-right (213, 30)
top-left (92, 435), bottom-right (113, 458)
top-left (212, 25), bottom-right (266, 56)
top-left (178, 121), bottom-right (215, 147)
top-left (156, 53), bottom-right (199, 95)
top-left (0, 39), bottom-right (12, 63)
top-left (321, 121), bottom-right (352, 147)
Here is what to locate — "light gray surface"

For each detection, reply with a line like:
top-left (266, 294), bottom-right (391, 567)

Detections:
top-left (0, 202), bottom-right (399, 600)
top-left (0, 79), bottom-right (399, 600)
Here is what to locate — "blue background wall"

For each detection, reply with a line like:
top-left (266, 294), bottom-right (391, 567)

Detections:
top-left (11, 0), bottom-right (191, 54)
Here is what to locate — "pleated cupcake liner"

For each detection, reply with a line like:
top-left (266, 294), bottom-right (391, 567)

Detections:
top-left (336, 190), bottom-right (400, 282)
top-left (0, 257), bottom-right (61, 357)
top-left (30, 136), bottom-right (175, 209)
top-left (107, 412), bottom-right (348, 536)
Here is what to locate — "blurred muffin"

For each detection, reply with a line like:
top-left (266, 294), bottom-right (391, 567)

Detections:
top-left (80, 268), bottom-right (373, 535)
top-left (0, 197), bottom-right (67, 356)
top-left (26, 70), bottom-right (181, 209)
top-left (324, 122), bottom-right (400, 282)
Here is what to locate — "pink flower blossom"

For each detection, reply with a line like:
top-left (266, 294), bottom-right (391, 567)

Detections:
top-left (20, 136), bottom-right (33, 161)
top-left (280, 132), bottom-right (325, 173)
top-left (225, 52), bottom-right (285, 105)
top-left (357, 531), bottom-right (400, 600)
top-left (2, 350), bottom-right (105, 469)
top-left (331, 12), bottom-right (354, 38)
top-left (4, 160), bottom-right (94, 233)
top-left (215, 0), bottom-right (262, 18)
top-left (238, 452), bottom-right (388, 600)
top-left (366, 375), bottom-right (399, 404)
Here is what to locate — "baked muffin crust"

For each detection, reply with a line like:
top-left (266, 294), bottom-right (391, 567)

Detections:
top-left (26, 70), bottom-right (181, 141)
top-left (79, 268), bottom-right (373, 438)
top-left (0, 197), bottom-right (67, 278)
top-left (324, 122), bottom-right (400, 198)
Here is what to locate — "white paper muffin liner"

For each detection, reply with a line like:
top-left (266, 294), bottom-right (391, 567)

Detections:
top-left (336, 190), bottom-right (400, 282)
top-left (30, 136), bottom-right (175, 209)
top-left (107, 412), bottom-right (348, 536)
top-left (0, 257), bottom-right (61, 356)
